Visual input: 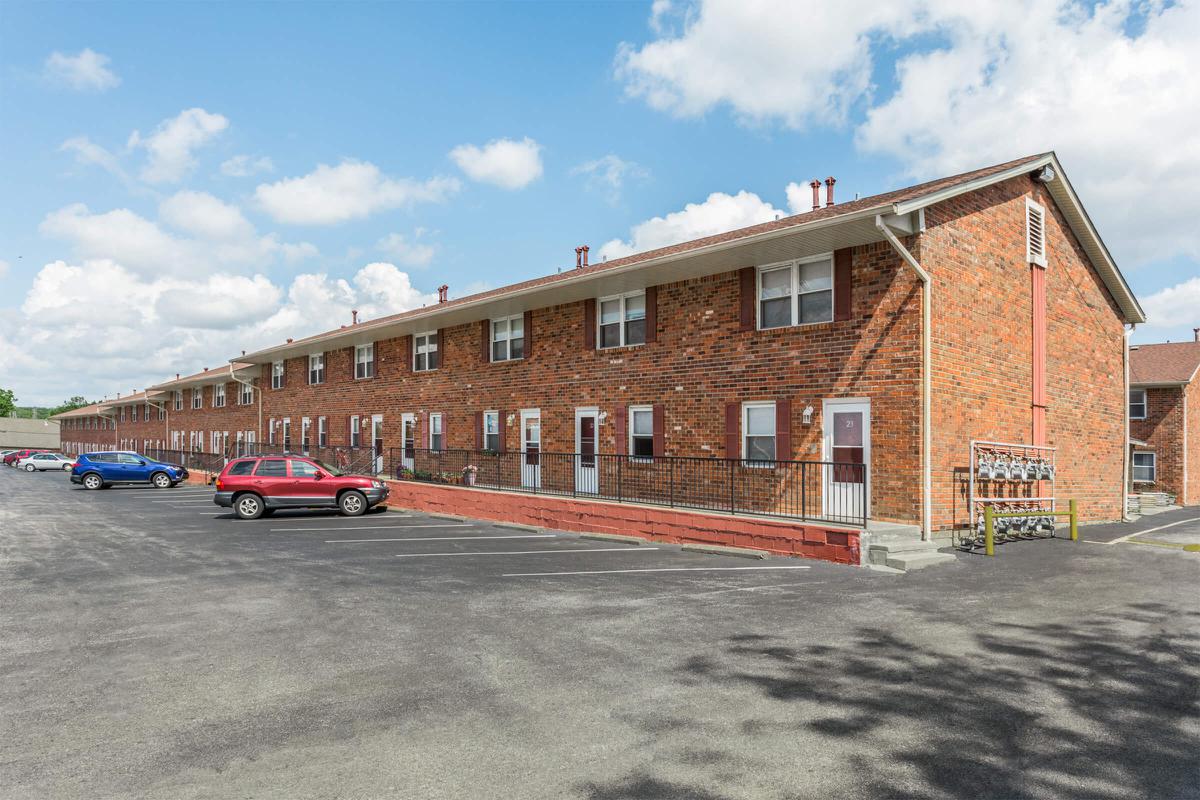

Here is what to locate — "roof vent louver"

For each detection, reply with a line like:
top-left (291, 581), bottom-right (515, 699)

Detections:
top-left (1026, 198), bottom-right (1047, 267)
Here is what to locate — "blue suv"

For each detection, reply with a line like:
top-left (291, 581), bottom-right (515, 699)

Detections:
top-left (71, 451), bottom-right (189, 490)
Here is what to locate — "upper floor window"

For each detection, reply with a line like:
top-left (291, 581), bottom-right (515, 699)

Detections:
top-left (120, 406), bottom-right (126, 422)
top-left (271, 360), bottom-right (284, 390)
top-left (429, 413), bottom-right (444, 451)
top-left (629, 406), bottom-right (654, 458)
top-left (414, 332), bottom-right (439, 371)
top-left (1129, 389), bottom-right (1147, 420)
top-left (1132, 452), bottom-right (1156, 482)
top-left (157, 404), bottom-right (165, 420)
top-left (143, 405), bottom-right (151, 422)
top-left (483, 410), bottom-right (500, 452)
top-left (213, 384), bottom-right (226, 408)
top-left (599, 292), bottom-right (646, 349)
top-left (239, 383), bottom-right (253, 405)
top-left (174, 390), bottom-right (183, 411)
top-left (491, 316), bottom-right (524, 362)
top-left (742, 401), bottom-right (776, 463)
top-left (758, 256), bottom-right (833, 330)
top-left (192, 388), bottom-right (203, 410)
top-left (355, 343), bottom-right (375, 379)
top-left (308, 353), bottom-right (325, 385)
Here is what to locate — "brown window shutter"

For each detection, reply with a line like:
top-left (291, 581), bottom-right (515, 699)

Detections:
top-left (652, 404), bottom-right (665, 457)
top-left (442, 414), bottom-right (449, 449)
top-left (775, 399), bottom-right (792, 461)
top-left (645, 286), bottom-right (658, 343)
top-left (523, 310), bottom-right (533, 358)
top-left (480, 320), bottom-right (491, 363)
top-left (475, 411), bottom-right (483, 450)
top-left (738, 267), bottom-right (755, 331)
top-left (436, 328), bottom-right (446, 369)
top-left (583, 298), bottom-right (596, 350)
top-left (834, 247), bottom-right (853, 321)
top-left (497, 410), bottom-right (507, 453)
top-left (614, 405), bottom-right (627, 455)
top-left (724, 402), bottom-right (740, 459)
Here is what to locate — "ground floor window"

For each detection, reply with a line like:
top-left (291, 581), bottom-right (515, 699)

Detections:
top-left (742, 402), bottom-right (776, 463)
top-left (483, 410), bottom-right (500, 452)
top-left (1132, 452), bottom-right (1156, 482)
top-left (429, 413), bottom-right (444, 451)
top-left (629, 406), bottom-right (654, 458)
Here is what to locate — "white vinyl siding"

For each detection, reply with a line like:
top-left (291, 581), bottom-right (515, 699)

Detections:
top-left (758, 255), bottom-right (833, 330)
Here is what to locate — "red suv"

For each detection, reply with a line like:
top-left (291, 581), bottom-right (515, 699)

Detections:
top-left (213, 455), bottom-right (389, 519)
top-left (4, 448), bottom-right (51, 467)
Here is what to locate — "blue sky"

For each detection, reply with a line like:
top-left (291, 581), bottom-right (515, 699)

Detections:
top-left (2, 0), bottom-right (1198, 405)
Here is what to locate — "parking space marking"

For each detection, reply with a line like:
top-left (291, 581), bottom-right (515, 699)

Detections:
top-left (1085, 515), bottom-right (1200, 545)
top-left (502, 565), bottom-right (813, 577)
top-left (271, 523), bottom-right (472, 532)
top-left (325, 534), bottom-right (559, 543)
top-left (394, 547), bottom-right (658, 558)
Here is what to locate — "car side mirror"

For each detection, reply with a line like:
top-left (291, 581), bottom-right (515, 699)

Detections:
top-left (138, 460), bottom-right (147, 465)
top-left (314, 472), bottom-right (325, 480)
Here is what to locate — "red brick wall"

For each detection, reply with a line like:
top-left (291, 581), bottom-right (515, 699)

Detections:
top-left (920, 175), bottom-right (1126, 527)
top-left (1188, 380), bottom-right (1199, 506)
top-left (162, 380), bottom-right (260, 453)
top-left (60, 414), bottom-right (116, 454)
top-left (1130, 385), bottom-right (1186, 501)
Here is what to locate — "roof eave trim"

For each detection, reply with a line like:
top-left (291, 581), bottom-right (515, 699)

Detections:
top-left (890, 155), bottom-right (1053, 217)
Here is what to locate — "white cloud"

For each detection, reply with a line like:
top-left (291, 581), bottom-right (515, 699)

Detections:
top-left (571, 155), bottom-right (648, 204)
top-left (156, 274), bottom-right (283, 329)
top-left (1139, 277), bottom-right (1200, 332)
top-left (255, 160), bottom-right (460, 225)
top-left (220, 154), bottom-right (275, 177)
top-left (159, 191), bottom-right (254, 240)
top-left (128, 108), bottom-right (229, 184)
top-left (40, 203), bottom-right (188, 273)
top-left (449, 137), bottom-right (543, 190)
top-left (598, 188), bottom-right (785, 261)
top-left (44, 48), bottom-right (119, 91)
top-left (60, 136), bottom-right (129, 182)
top-left (376, 231), bottom-right (436, 267)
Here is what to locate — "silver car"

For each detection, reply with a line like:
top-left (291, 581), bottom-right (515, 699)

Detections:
top-left (17, 452), bottom-right (74, 472)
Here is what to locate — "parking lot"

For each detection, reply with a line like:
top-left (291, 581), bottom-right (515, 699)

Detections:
top-left (2, 466), bottom-right (1199, 800)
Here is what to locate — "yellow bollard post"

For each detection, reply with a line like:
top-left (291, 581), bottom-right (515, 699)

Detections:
top-left (984, 504), bottom-right (995, 557)
top-left (1069, 499), bottom-right (1078, 542)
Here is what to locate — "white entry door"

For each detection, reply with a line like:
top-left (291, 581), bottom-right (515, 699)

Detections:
top-left (521, 409), bottom-right (541, 489)
top-left (823, 399), bottom-right (870, 521)
top-left (400, 413), bottom-right (415, 471)
top-left (575, 407), bottom-right (599, 494)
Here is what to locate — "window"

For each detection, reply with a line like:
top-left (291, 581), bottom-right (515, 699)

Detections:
top-left (350, 415), bottom-right (361, 448)
top-left (268, 418), bottom-right (276, 445)
top-left (214, 384), bottom-right (226, 408)
top-left (118, 453), bottom-right (142, 465)
top-left (491, 316), bottom-right (525, 362)
top-left (239, 383), bottom-right (253, 406)
top-left (282, 418), bottom-right (292, 450)
top-left (157, 404), bottom-right (165, 421)
top-left (120, 406), bottom-right (126, 422)
top-left (1132, 452), bottom-right (1156, 482)
top-left (483, 411), bottom-right (500, 452)
top-left (1026, 198), bottom-right (1047, 267)
top-left (227, 459), bottom-right (255, 476)
top-left (355, 343), bottom-right (375, 379)
top-left (308, 353), bottom-right (325, 385)
top-left (599, 292), bottom-right (646, 349)
top-left (1129, 389), bottom-right (1147, 420)
top-left (758, 256), bottom-right (833, 329)
top-left (414, 333), bottom-right (439, 371)
top-left (742, 402), bottom-right (776, 463)
top-left (429, 413), bottom-right (444, 451)
top-left (192, 389), bottom-right (202, 410)
top-left (318, 416), bottom-right (328, 448)
top-left (174, 391), bottom-right (183, 411)
top-left (289, 459), bottom-right (320, 478)
top-left (254, 458), bottom-right (287, 477)
top-left (271, 360), bottom-right (284, 390)
top-left (629, 406), bottom-right (654, 458)
top-left (301, 417), bottom-right (311, 450)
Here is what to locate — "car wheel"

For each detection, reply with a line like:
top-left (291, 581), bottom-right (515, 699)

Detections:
top-left (62, 463), bottom-right (72, 471)
top-left (25, 464), bottom-right (36, 472)
top-left (234, 493), bottom-right (264, 520)
top-left (151, 472), bottom-right (172, 489)
top-left (339, 490), bottom-right (367, 517)
top-left (82, 473), bottom-right (103, 490)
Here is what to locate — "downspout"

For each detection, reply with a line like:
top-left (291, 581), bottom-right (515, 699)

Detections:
top-left (876, 215), bottom-right (933, 541)
top-left (230, 364), bottom-right (261, 446)
top-left (1123, 324), bottom-right (1134, 520)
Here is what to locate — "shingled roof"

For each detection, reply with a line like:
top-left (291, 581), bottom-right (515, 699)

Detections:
top-left (1130, 341), bottom-right (1200, 386)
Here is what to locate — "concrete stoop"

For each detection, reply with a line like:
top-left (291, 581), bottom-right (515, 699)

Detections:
top-left (867, 535), bottom-right (957, 572)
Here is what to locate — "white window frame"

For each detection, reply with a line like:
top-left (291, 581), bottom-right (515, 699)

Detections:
top-left (191, 388), bottom-right (202, 410)
top-left (490, 315), bottom-right (525, 362)
top-left (1129, 388), bottom-right (1147, 420)
top-left (355, 343), bottom-right (375, 379)
top-left (483, 410), bottom-right (500, 452)
top-left (282, 417), bottom-right (292, 449)
top-left (271, 360), bottom-right (284, 390)
top-left (301, 416), bottom-right (311, 450)
top-left (239, 383), bottom-right (253, 406)
top-left (213, 384), bottom-right (226, 408)
top-left (628, 406), bottom-right (654, 461)
top-left (597, 291), bottom-right (647, 350)
top-left (756, 253), bottom-right (834, 331)
top-left (1026, 198), bottom-right (1048, 267)
top-left (1132, 451), bottom-right (1156, 483)
top-left (268, 418), bottom-right (276, 445)
top-left (174, 390), bottom-right (183, 411)
top-left (350, 415), bottom-right (361, 448)
top-left (741, 401), bottom-right (777, 466)
top-left (318, 416), bottom-right (328, 448)
top-left (157, 404), bottom-right (165, 421)
top-left (429, 412), bottom-right (444, 451)
top-left (414, 332), bottom-right (439, 372)
top-left (308, 353), bottom-right (325, 385)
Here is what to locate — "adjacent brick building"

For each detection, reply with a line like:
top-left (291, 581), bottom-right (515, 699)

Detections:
top-left (52, 152), bottom-right (1145, 551)
top-left (1128, 335), bottom-right (1200, 505)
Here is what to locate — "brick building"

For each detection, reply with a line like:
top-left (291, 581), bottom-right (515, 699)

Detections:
top-left (52, 152), bottom-right (1144, 549)
top-left (1128, 335), bottom-right (1200, 505)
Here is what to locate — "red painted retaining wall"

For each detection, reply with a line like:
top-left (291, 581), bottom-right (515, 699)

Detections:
top-left (382, 480), bottom-right (861, 565)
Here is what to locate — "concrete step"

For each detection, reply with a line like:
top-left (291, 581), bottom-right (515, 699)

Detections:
top-left (885, 550), bottom-right (958, 572)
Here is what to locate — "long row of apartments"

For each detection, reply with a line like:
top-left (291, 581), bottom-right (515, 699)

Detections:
top-left (55, 153), bottom-right (1153, 545)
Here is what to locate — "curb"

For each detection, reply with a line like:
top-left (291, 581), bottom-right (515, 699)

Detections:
top-left (579, 533), bottom-right (647, 545)
top-left (680, 544), bottom-right (768, 560)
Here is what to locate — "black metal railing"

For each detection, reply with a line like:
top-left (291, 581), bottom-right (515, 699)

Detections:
top-left (384, 447), bottom-right (867, 527)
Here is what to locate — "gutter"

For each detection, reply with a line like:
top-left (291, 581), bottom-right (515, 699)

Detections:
top-left (229, 364), bottom-right (261, 447)
top-left (1124, 324), bottom-right (1134, 519)
top-left (875, 215), bottom-right (933, 541)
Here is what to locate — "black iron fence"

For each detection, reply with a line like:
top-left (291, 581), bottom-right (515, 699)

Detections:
top-left (385, 447), bottom-right (867, 527)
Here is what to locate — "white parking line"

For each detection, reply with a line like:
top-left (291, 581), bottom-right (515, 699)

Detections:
top-left (326, 534), bottom-right (559, 543)
top-left (395, 547), bottom-right (658, 558)
top-left (1086, 515), bottom-right (1200, 545)
top-left (271, 523), bottom-right (472, 532)
top-left (503, 565), bottom-right (813, 577)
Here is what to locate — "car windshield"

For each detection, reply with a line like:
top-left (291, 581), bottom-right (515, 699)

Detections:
top-left (313, 460), bottom-right (345, 477)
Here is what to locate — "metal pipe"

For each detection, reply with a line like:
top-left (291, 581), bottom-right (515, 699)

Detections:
top-left (1123, 324), bottom-right (1135, 519)
top-left (876, 215), bottom-right (932, 541)
top-left (229, 363), bottom-right (262, 447)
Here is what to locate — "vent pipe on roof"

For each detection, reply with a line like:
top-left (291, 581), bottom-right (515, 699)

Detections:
top-left (352, 309), bottom-right (358, 325)
top-left (809, 179), bottom-right (821, 211)
top-left (825, 176), bottom-right (836, 207)
top-left (582, 245), bottom-right (590, 267)
top-left (437, 284), bottom-right (449, 303)
top-left (1194, 327), bottom-right (1199, 342)
top-left (575, 247), bottom-right (583, 269)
